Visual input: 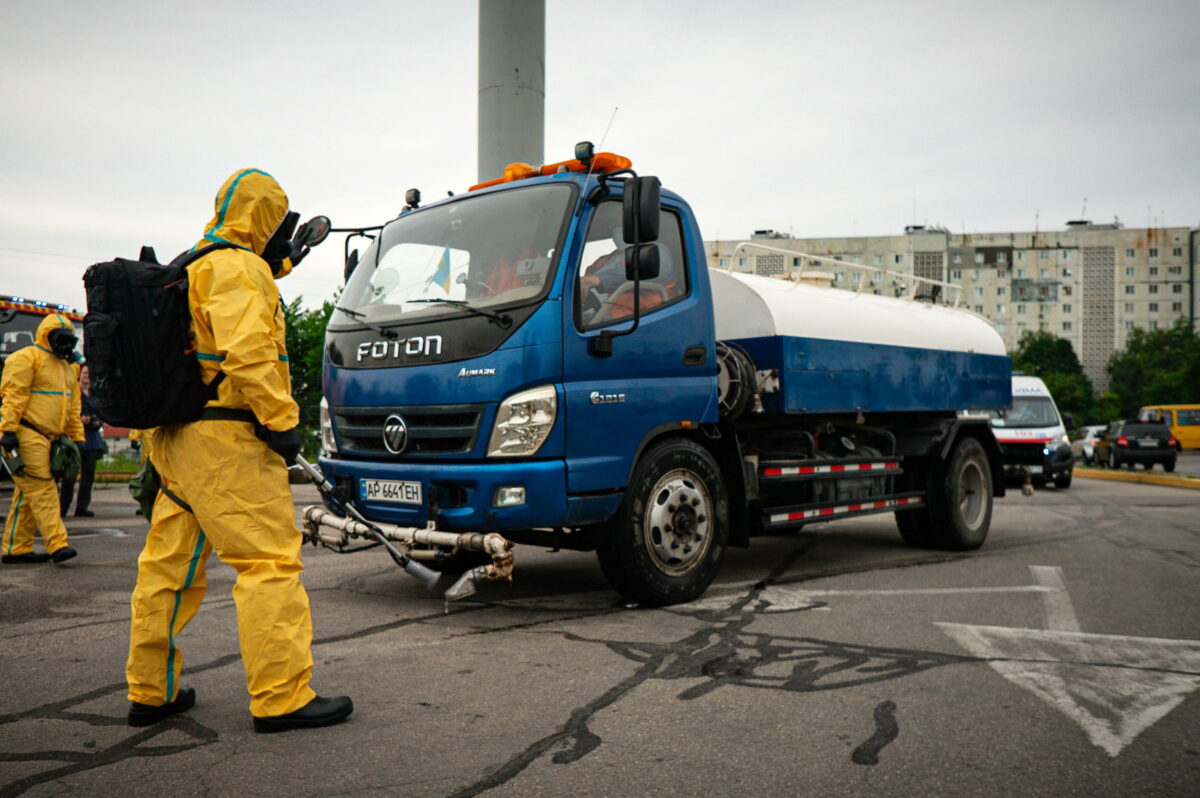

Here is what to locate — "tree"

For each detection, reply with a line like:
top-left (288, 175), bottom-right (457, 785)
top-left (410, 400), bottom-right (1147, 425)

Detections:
top-left (282, 296), bottom-right (336, 457)
top-left (1106, 319), bottom-right (1200, 418)
top-left (1011, 330), bottom-right (1096, 421)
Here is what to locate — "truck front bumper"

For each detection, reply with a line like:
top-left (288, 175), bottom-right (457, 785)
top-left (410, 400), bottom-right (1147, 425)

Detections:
top-left (318, 456), bottom-right (570, 531)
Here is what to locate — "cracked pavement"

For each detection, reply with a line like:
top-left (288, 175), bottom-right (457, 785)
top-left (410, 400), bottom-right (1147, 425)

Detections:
top-left (1, 479), bottom-right (1197, 797)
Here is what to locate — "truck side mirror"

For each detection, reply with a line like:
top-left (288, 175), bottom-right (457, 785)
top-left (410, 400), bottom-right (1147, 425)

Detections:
top-left (624, 243), bottom-right (660, 281)
top-left (622, 176), bottom-right (661, 244)
top-left (344, 248), bottom-right (359, 283)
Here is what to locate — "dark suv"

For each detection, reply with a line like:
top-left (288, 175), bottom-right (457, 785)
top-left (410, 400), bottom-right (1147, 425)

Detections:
top-left (1095, 421), bottom-right (1178, 472)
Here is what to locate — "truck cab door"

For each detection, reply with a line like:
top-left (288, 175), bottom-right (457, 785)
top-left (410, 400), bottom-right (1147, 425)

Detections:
top-left (560, 197), bottom-right (715, 495)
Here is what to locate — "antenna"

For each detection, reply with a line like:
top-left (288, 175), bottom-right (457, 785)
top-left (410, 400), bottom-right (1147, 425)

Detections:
top-left (582, 106), bottom-right (619, 186)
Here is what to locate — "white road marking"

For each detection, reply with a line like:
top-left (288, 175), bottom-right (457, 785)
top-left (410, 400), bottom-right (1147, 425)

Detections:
top-left (936, 622), bottom-right (1200, 757)
top-left (1028, 565), bottom-right (1081, 632)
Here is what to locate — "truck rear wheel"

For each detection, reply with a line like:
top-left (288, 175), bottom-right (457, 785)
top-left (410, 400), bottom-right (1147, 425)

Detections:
top-left (894, 437), bottom-right (992, 551)
top-left (596, 438), bottom-right (728, 606)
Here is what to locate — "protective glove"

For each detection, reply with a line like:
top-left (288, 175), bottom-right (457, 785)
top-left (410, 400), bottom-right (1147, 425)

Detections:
top-left (262, 426), bottom-right (302, 463)
top-left (1, 431), bottom-right (18, 453)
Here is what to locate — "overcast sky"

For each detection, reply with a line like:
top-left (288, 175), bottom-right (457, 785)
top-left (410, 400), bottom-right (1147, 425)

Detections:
top-left (2, 0), bottom-right (1197, 312)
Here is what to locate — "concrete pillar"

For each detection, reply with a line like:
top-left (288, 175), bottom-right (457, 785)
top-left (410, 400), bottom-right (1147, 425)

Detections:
top-left (478, 0), bottom-right (544, 183)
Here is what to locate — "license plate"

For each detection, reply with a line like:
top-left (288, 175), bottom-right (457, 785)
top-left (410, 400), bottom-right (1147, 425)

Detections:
top-left (1028, 465), bottom-right (1043, 474)
top-left (360, 479), bottom-right (422, 504)
top-left (1139, 438), bottom-right (1159, 447)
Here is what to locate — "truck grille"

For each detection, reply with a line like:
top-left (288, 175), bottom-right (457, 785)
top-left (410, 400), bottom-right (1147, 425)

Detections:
top-left (333, 404), bottom-right (485, 458)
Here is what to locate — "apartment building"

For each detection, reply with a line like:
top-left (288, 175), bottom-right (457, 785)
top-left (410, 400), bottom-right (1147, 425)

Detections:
top-left (705, 223), bottom-right (1198, 392)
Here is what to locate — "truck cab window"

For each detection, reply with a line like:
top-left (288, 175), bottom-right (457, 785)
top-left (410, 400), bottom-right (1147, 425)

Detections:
top-left (576, 200), bottom-right (689, 329)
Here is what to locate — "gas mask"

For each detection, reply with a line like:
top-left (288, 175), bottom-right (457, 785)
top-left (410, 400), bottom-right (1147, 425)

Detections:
top-left (48, 328), bottom-right (78, 359)
top-left (262, 210), bottom-right (301, 276)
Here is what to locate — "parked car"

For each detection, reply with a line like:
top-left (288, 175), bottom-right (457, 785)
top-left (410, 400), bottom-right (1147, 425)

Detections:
top-left (1094, 420), bottom-right (1178, 471)
top-left (1069, 425), bottom-right (1106, 464)
top-left (1138, 405), bottom-right (1200, 450)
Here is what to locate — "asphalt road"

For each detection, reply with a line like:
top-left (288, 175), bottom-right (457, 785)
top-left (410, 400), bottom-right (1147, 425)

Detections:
top-left (1, 476), bottom-right (1198, 797)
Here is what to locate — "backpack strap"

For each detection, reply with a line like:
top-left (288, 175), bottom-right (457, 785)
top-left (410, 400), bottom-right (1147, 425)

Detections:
top-left (170, 240), bottom-right (241, 268)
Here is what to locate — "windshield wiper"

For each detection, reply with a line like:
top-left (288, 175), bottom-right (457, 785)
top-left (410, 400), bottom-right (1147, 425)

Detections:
top-left (408, 299), bottom-right (512, 328)
top-left (335, 306), bottom-right (398, 339)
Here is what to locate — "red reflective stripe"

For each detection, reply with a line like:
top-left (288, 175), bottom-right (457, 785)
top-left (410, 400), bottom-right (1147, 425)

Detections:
top-left (763, 468), bottom-right (781, 476)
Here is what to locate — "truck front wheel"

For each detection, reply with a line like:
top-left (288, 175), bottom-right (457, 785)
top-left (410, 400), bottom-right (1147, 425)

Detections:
top-left (894, 437), bottom-right (992, 551)
top-left (596, 438), bottom-right (729, 606)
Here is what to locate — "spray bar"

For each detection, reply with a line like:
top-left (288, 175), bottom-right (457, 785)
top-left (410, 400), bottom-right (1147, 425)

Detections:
top-left (300, 505), bottom-right (515, 601)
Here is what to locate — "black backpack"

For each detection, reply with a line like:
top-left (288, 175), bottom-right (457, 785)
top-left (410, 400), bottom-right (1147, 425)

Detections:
top-left (82, 242), bottom-right (236, 428)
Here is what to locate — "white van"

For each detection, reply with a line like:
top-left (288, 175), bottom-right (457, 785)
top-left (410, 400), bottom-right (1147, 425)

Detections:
top-left (988, 375), bottom-right (1074, 488)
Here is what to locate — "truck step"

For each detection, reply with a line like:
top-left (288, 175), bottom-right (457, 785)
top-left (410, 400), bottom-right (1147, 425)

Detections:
top-left (763, 492), bottom-right (924, 529)
top-left (759, 457), bottom-right (902, 481)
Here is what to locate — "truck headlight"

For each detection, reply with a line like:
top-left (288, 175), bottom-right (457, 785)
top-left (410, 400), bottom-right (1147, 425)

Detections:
top-left (320, 397), bottom-right (338, 454)
top-left (487, 385), bottom-right (556, 457)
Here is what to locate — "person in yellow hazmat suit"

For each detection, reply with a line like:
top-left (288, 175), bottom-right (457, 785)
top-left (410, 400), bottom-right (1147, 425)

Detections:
top-left (125, 168), bottom-right (352, 733)
top-left (1, 313), bottom-right (84, 564)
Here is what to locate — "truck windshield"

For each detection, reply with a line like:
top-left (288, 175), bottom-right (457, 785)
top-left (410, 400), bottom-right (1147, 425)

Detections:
top-left (1, 312), bottom-right (43, 362)
top-left (332, 183), bottom-right (574, 328)
top-left (989, 396), bottom-right (1059, 428)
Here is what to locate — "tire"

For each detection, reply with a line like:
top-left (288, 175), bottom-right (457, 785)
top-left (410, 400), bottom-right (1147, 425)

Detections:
top-left (1164, 459), bottom-right (1176, 473)
top-left (1108, 449), bottom-right (1119, 469)
top-left (595, 438), bottom-right (728, 606)
top-left (895, 437), bottom-right (992, 551)
top-left (1083, 452), bottom-right (1093, 465)
top-left (1054, 469), bottom-right (1073, 489)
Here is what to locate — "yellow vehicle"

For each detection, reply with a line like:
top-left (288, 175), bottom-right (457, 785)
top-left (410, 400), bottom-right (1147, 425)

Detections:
top-left (1138, 405), bottom-right (1200, 450)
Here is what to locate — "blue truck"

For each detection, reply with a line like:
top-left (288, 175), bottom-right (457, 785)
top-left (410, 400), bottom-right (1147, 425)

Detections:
top-left (305, 144), bottom-right (1011, 605)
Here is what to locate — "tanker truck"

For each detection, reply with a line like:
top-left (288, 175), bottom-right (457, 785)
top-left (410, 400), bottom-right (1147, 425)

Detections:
top-left (303, 144), bottom-right (1011, 605)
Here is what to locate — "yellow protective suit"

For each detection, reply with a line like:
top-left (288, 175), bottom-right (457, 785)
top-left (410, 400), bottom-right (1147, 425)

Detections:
top-left (1, 313), bottom-right (84, 557)
top-left (126, 168), bottom-right (316, 717)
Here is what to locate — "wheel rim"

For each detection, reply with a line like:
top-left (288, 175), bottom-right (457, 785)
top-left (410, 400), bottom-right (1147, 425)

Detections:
top-left (642, 468), bottom-right (714, 577)
top-left (957, 459), bottom-right (986, 530)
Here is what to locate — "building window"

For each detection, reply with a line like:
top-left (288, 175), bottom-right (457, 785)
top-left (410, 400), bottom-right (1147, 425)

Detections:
top-left (1149, 284), bottom-right (1159, 294)
top-left (1017, 286), bottom-right (1030, 300)
top-left (1062, 303), bottom-right (1072, 313)
top-left (1150, 321), bottom-right (1159, 330)
top-left (974, 253), bottom-right (984, 264)
top-left (974, 287), bottom-right (984, 297)
top-left (1149, 266), bottom-right (1158, 276)
top-left (719, 257), bottom-right (729, 267)
top-left (972, 269), bottom-right (981, 280)
top-left (1040, 268), bottom-right (1049, 278)
top-left (792, 257), bottom-right (801, 266)
top-left (1172, 247), bottom-right (1183, 257)
top-left (997, 269), bottom-right (1007, 279)
top-left (1062, 285), bottom-right (1072, 296)
top-left (997, 322), bottom-right (1007, 333)
top-left (1149, 302), bottom-right (1158, 312)
top-left (893, 254), bottom-right (903, 264)
top-left (1062, 251), bottom-right (1072, 260)
top-left (1125, 285), bottom-right (1135, 295)
top-left (1017, 252), bottom-right (1026, 261)
top-left (1017, 268), bottom-right (1027, 277)
top-left (1126, 248), bottom-right (1135, 258)
top-left (997, 252), bottom-right (1007, 263)
top-left (974, 304), bottom-right (984, 313)
top-left (1062, 321), bottom-right (1072, 331)
top-left (1124, 302), bottom-right (1135, 313)
top-left (852, 272), bottom-right (861, 283)
top-left (1017, 305), bottom-right (1026, 314)
top-left (997, 303), bottom-right (1007, 314)
top-left (1061, 268), bottom-right (1072, 277)
top-left (1125, 321), bottom-right (1135, 330)
top-left (1173, 284), bottom-right (1183, 294)
top-left (1173, 302), bottom-right (1183, 312)
top-left (1040, 251), bottom-right (1050, 260)
top-left (1149, 248), bottom-right (1158, 257)
top-left (873, 254), bottom-right (882, 266)
top-left (1039, 286), bottom-right (1049, 298)
top-left (952, 253), bottom-right (962, 264)
top-left (1125, 266), bottom-right (1135, 277)
top-left (997, 286), bottom-right (1007, 296)
top-left (950, 269), bottom-right (962, 280)
top-left (738, 257), bottom-right (747, 268)
top-left (1169, 265), bottom-right (1182, 275)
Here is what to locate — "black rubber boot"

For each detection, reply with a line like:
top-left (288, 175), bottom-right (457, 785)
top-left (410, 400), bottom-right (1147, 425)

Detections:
top-left (2, 552), bottom-right (52, 564)
top-left (74, 509), bottom-right (95, 517)
top-left (253, 695), bottom-right (354, 734)
top-left (129, 687), bottom-right (196, 727)
top-left (50, 546), bottom-right (78, 563)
